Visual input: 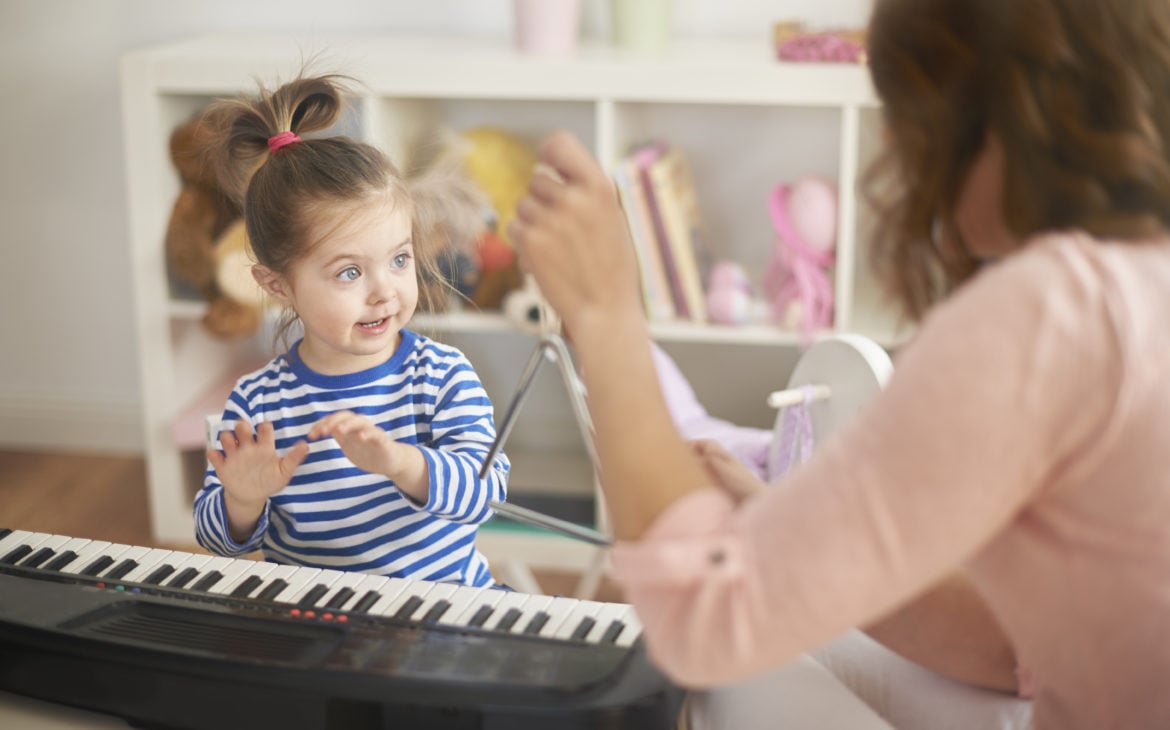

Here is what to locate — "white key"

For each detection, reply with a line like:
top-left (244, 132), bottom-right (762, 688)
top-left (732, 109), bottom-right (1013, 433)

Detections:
top-left (317, 571), bottom-right (371, 611)
top-left (14, 534), bottom-right (73, 565)
top-left (212, 560), bottom-right (279, 596)
top-left (533, 596), bottom-right (580, 638)
top-left (0, 530), bottom-right (54, 561)
top-left (453, 587), bottom-right (506, 626)
top-left (374, 580), bottom-right (440, 618)
top-left (0, 529), bottom-right (41, 557)
top-left (615, 608), bottom-right (643, 648)
top-left (584, 602), bottom-right (635, 644)
top-left (160, 552), bottom-right (214, 586)
top-left (247, 564), bottom-right (302, 602)
top-left (38, 537), bottom-right (95, 572)
top-left (287, 568), bottom-right (347, 606)
top-left (406, 582), bottom-right (461, 622)
top-left (552, 599), bottom-right (608, 641)
top-left (77, 542), bottom-right (137, 577)
top-left (97, 545), bottom-right (155, 579)
top-left (331, 573), bottom-right (390, 612)
top-left (119, 548), bottom-right (179, 583)
top-left (59, 541), bottom-right (116, 575)
top-left (492, 593), bottom-right (556, 633)
top-left (433, 585), bottom-right (491, 627)
top-left (268, 566), bottom-right (322, 604)
top-left (364, 577), bottom-right (417, 616)
top-left (193, 559), bottom-right (248, 594)
top-left (186, 555), bottom-right (237, 589)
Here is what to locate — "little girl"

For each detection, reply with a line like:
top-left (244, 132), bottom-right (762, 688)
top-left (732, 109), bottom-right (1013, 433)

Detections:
top-left (193, 74), bottom-right (510, 588)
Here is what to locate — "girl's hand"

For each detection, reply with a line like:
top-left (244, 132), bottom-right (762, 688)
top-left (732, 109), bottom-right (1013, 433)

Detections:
top-left (509, 131), bottom-right (646, 341)
top-left (308, 410), bottom-right (396, 477)
top-left (690, 439), bottom-right (767, 504)
top-left (207, 420), bottom-right (309, 538)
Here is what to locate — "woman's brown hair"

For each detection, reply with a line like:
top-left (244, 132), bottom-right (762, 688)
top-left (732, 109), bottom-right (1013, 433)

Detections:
top-left (202, 74), bottom-right (449, 341)
top-left (864, 0), bottom-right (1170, 321)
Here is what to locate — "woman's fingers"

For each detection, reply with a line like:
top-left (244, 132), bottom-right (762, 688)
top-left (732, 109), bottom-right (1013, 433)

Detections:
top-left (538, 129), bottom-right (604, 187)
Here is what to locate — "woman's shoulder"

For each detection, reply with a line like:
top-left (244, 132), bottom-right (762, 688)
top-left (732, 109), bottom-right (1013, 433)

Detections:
top-left (934, 230), bottom-right (1162, 341)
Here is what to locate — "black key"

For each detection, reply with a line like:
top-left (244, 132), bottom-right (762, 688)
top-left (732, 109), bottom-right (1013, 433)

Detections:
top-left (106, 559), bottom-right (138, 580)
top-left (523, 611), bottom-right (550, 635)
top-left (497, 607), bottom-right (523, 631)
top-left (255, 578), bottom-right (289, 602)
top-left (351, 590), bottom-right (381, 613)
top-left (325, 587), bottom-right (356, 610)
top-left (421, 600), bottom-right (451, 623)
top-left (570, 617), bottom-right (597, 641)
top-left (22, 547), bottom-right (56, 568)
top-left (192, 571), bottom-right (224, 592)
top-left (1, 545), bottom-right (33, 565)
top-left (298, 584), bottom-right (330, 608)
top-left (142, 564), bottom-right (175, 585)
top-left (0, 528), bottom-right (11, 541)
top-left (168, 567), bottom-right (200, 588)
top-left (45, 551), bottom-right (79, 572)
top-left (468, 605), bottom-right (494, 627)
top-left (230, 575), bottom-right (264, 598)
top-left (393, 595), bottom-right (425, 620)
top-left (80, 555), bottom-right (115, 577)
top-left (600, 620), bottom-right (626, 644)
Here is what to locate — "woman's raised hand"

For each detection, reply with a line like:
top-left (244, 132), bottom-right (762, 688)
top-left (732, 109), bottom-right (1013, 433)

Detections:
top-left (509, 131), bottom-right (646, 342)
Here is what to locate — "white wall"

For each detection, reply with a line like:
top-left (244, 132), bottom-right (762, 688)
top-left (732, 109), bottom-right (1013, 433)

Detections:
top-left (0, 0), bottom-right (870, 453)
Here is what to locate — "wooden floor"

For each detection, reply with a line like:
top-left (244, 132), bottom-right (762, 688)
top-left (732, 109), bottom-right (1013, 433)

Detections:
top-left (0, 448), bottom-right (617, 599)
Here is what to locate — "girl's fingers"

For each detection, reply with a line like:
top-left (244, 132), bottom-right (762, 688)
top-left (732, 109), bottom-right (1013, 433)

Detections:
top-left (219, 429), bottom-right (239, 453)
top-left (255, 421), bottom-right (275, 447)
top-left (279, 441), bottom-right (310, 480)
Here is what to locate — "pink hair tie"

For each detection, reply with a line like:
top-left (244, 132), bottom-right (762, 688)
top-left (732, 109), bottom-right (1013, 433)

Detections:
top-left (267, 131), bottom-right (301, 153)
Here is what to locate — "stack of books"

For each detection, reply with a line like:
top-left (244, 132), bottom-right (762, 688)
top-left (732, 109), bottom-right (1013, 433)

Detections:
top-left (612, 141), bottom-right (713, 323)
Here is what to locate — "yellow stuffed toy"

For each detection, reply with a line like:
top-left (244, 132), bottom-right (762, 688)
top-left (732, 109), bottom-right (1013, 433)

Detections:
top-left (453, 126), bottom-right (538, 311)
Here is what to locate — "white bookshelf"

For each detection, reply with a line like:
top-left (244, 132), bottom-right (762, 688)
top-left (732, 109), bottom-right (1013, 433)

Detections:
top-left (121, 32), bottom-right (895, 548)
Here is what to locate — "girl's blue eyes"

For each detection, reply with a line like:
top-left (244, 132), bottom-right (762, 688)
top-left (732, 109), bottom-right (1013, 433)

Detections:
top-left (335, 254), bottom-right (411, 281)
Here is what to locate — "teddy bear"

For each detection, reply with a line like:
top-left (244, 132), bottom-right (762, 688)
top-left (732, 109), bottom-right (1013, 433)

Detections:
top-left (165, 112), bottom-right (263, 341)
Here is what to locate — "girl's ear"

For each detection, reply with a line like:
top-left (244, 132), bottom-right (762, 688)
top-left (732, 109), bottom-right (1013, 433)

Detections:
top-left (252, 265), bottom-right (291, 306)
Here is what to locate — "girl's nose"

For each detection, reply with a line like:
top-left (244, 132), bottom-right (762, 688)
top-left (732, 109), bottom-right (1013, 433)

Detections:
top-left (366, 270), bottom-right (396, 305)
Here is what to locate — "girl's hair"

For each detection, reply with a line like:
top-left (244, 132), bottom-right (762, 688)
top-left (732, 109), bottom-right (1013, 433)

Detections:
top-left (864, 0), bottom-right (1170, 321)
top-left (203, 73), bottom-right (449, 341)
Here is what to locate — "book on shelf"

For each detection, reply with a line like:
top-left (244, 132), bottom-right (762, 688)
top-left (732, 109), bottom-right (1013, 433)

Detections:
top-left (613, 155), bottom-right (676, 321)
top-left (644, 144), bottom-right (711, 322)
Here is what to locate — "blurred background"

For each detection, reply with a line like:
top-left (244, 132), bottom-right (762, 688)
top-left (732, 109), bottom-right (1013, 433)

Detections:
top-left (0, 0), bottom-right (870, 454)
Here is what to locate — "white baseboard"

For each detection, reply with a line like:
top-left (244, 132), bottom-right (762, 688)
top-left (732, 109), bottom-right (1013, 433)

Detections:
top-left (0, 395), bottom-right (143, 454)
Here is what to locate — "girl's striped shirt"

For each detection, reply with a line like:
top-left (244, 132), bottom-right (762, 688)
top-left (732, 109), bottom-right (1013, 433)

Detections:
top-left (195, 329), bottom-right (510, 587)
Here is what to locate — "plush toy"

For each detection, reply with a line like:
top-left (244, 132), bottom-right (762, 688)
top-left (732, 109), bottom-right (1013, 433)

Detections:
top-left (165, 113), bottom-right (262, 340)
top-left (706, 261), bottom-right (765, 326)
top-left (454, 126), bottom-right (537, 312)
top-left (762, 177), bottom-right (837, 345)
top-left (405, 152), bottom-right (494, 312)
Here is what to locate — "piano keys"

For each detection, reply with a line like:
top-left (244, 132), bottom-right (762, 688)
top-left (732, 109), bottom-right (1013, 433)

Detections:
top-left (0, 528), bottom-right (683, 729)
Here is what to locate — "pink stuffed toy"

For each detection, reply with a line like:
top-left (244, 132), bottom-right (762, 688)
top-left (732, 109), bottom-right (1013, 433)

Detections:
top-left (762, 177), bottom-right (837, 345)
top-left (705, 261), bottom-right (755, 325)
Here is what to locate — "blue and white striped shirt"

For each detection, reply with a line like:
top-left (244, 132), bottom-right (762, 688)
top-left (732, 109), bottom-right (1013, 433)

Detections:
top-left (195, 329), bottom-right (510, 587)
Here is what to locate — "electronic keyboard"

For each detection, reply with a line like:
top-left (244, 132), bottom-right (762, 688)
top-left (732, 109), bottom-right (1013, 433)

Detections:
top-left (0, 528), bottom-right (684, 729)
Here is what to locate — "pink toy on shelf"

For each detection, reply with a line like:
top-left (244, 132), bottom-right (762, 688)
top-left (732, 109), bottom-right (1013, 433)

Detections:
top-left (705, 261), bottom-right (756, 326)
top-left (762, 178), bottom-right (837, 346)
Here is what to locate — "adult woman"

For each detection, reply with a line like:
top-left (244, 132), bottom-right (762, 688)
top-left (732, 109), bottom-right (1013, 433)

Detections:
top-left (509, 1), bottom-right (1170, 728)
